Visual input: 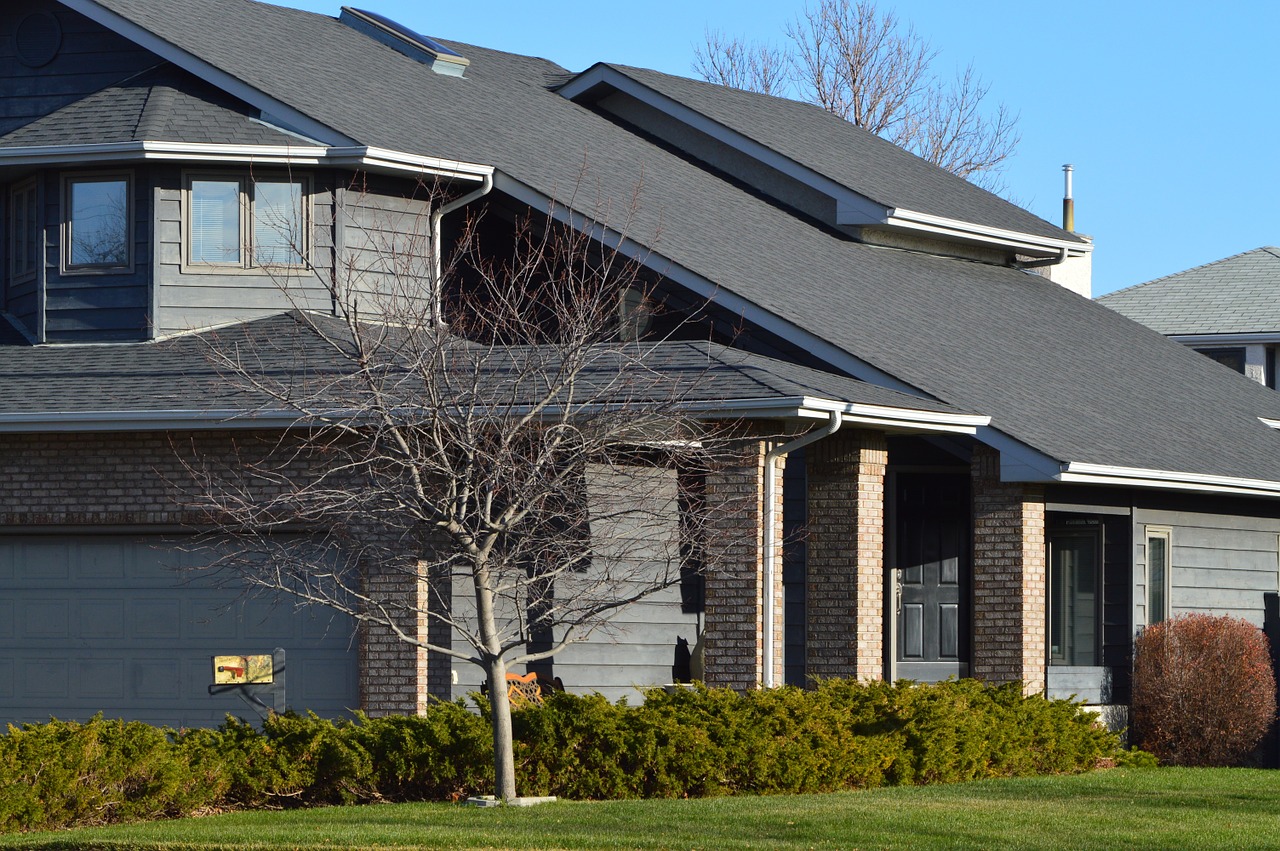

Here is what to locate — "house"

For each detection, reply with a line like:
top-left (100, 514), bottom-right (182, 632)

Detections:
top-left (1098, 247), bottom-right (1280, 389)
top-left (5, 0), bottom-right (1280, 730)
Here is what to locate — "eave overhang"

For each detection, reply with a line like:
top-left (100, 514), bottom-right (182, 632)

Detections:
top-left (0, 141), bottom-right (494, 182)
top-left (558, 64), bottom-right (1088, 260)
top-left (0, 397), bottom-right (987, 436)
top-left (1055, 461), bottom-right (1280, 499)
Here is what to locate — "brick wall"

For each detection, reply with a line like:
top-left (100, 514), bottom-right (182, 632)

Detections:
top-left (0, 429), bottom-right (430, 715)
top-left (701, 426), bottom-right (784, 689)
top-left (805, 429), bottom-right (887, 681)
top-left (970, 444), bottom-right (1046, 694)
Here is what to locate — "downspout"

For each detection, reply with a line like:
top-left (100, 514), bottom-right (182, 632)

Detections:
top-left (431, 173), bottom-right (493, 325)
top-left (761, 409), bottom-right (843, 688)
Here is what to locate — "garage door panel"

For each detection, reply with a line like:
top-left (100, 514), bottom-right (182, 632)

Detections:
top-left (24, 600), bottom-right (69, 638)
top-left (23, 659), bottom-right (69, 698)
top-left (78, 599), bottom-right (125, 638)
top-left (73, 541), bottom-right (129, 580)
top-left (0, 535), bottom-right (358, 727)
top-left (79, 660), bottom-right (125, 699)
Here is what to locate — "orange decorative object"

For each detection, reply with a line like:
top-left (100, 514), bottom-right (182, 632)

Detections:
top-left (506, 672), bottom-right (543, 708)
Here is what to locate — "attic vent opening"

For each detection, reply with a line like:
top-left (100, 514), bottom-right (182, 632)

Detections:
top-left (15, 12), bottom-right (62, 68)
top-left (339, 7), bottom-right (469, 77)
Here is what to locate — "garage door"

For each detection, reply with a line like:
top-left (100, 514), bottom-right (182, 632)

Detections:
top-left (0, 535), bottom-right (359, 728)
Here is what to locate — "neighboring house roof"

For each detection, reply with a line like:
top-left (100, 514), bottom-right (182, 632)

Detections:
top-left (1097, 247), bottom-right (1280, 336)
top-left (0, 64), bottom-right (305, 148)
top-left (585, 64), bottom-right (1078, 245)
top-left (17, 0), bottom-right (1280, 492)
top-left (0, 312), bottom-right (979, 432)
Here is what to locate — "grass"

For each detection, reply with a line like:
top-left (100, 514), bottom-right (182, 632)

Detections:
top-left (4, 768), bottom-right (1279, 850)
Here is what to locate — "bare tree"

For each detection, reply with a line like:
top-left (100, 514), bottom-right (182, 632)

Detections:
top-left (181, 178), bottom-right (745, 801)
top-left (695, 0), bottom-right (1019, 186)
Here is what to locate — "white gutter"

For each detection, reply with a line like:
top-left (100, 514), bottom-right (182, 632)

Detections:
top-left (1058, 462), bottom-right (1280, 498)
top-left (1169, 332), bottom-right (1280, 346)
top-left (881, 208), bottom-right (1091, 259)
top-left (0, 141), bottom-right (494, 182)
top-left (762, 410), bottom-right (841, 688)
top-left (0, 409), bottom-right (305, 433)
top-left (430, 173), bottom-right (495, 324)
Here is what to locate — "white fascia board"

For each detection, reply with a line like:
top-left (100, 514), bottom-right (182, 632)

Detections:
top-left (0, 142), bottom-right (493, 181)
top-left (1059, 461), bottom-right (1280, 498)
top-left (881, 208), bottom-right (1091, 258)
top-left (557, 65), bottom-right (888, 225)
top-left (690, 395), bottom-right (988, 434)
top-left (60, 0), bottom-right (354, 146)
top-left (1170, 332), bottom-right (1280, 346)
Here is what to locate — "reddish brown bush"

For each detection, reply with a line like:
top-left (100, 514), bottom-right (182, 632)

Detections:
top-left (1132, 613), bottom-right (1277, 766)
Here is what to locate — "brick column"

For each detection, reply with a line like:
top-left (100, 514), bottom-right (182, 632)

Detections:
top-left (806, 429), bottom-right (887, 682)
top-left (360, 564), bottom-right (430, 715)
top-left (970, 444), bottom-right (1046, 695)
top-left (702, 427), bottom-right (784, 689)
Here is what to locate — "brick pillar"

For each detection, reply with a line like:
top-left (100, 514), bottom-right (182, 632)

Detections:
top-left (702, 427), bottom-right (784, 689)
top-left (970, 444), bottom-right (1046, 695)
top-left (360, 564), bottom-right (430, 715)
top-left (806, 429), bottom-right (887, 682)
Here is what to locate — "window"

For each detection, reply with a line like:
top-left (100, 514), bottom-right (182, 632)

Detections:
top-left (1195, 347), bottom-right (1246, 374)
top-left (62, 173), bottom-right (131, 272)
top-left (185, 174), bottom-right (308, 269)
top-left (1146, 527), bottom-right (1171, 625)
top-left (1048, 523), bottom-right (1102, 665)
top-left (8, 178), bottom-right (38, 281)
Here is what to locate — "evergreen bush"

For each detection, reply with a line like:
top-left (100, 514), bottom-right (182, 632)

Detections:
top-left (0, 679), bottom-right (1125, 833)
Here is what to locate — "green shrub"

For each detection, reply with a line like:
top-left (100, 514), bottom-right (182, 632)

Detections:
top-left (0, 715), bottom-right (222, 833)
top-left (0, 679), bottom-right (1122, 833)
top-left (1132, 613), bottom-right (1277, 766)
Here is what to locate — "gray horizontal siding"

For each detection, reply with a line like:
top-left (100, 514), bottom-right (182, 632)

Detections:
top-left (153, 168), bottom-right (336, 336)
top-left (1046, 666), bottom-right (1112, 704)
top-left (42, 168), bottom-right (150, 342)
top-left (1134, 507), bottom-right (1280, 629)
top-left (339, 177), bottom-right (433, 308)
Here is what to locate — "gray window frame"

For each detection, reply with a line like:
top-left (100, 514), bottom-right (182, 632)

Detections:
top-left (1145, 526), bottom-right (1172, 626)
top-left (181, 171), bottom-right (311, 273)
top-left (60, 171), bottom-right (134, 275)
top-left (8, 177), bottom-right (39, 283)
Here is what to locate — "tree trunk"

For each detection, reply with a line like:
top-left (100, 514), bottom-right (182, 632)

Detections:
top-left (486, 655), bottom-right (518, 801)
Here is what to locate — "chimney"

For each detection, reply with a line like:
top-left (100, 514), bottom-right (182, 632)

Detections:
top-left (1062, 164), bottom-right (1075, 233)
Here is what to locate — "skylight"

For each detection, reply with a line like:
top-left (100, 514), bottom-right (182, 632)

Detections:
top-left (338, 7), bottom-right (469, 76)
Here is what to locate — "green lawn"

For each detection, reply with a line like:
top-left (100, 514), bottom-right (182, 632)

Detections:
top-left (5, 768), bottom-right (1279, 850)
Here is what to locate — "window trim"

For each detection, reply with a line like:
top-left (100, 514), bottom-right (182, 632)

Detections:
top-left (8, 176), bottom-right (39, 283)
top-left (60, 171), bottom-right (134, 275)
top-left (181, 171), bottom-right (311, 274)
top-left (1145, 526), bottom-right (1172, 626)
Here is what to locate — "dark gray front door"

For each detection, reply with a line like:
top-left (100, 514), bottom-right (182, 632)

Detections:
top-left (894, 474), bottom-right (969, 681)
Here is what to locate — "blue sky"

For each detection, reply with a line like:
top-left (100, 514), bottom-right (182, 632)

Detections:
top-left (291, 0), bottom-right (1279, 296)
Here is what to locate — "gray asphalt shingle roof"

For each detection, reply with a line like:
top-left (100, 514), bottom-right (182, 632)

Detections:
top-left (595, 64), bottom-right (1078, 244)
top-left (1097, 247), bottom-right (1280, 336)
top-left (0, 64), bottom-right (305, 147)
top-left (0, 312), bottom-right (968, 420)
top-left (15, 0), bottom-right (1280, 485)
